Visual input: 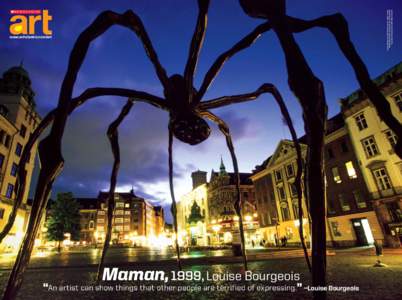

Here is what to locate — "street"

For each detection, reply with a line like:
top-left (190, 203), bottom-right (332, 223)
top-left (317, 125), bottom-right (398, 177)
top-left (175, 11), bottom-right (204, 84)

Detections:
top-left (0, 247), bottom-right (401, 299)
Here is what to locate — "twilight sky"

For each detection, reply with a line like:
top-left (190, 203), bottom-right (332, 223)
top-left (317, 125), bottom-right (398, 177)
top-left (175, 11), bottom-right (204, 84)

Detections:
top-left (0, 1), bottom-right (401, 222)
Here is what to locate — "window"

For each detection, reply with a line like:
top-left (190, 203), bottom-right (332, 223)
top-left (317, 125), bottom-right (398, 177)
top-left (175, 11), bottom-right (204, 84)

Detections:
top-left (280, 201), bottom-right (291, 221)
top-left (327, 148), bottom-right (334, 159)
top-left (0, 154), bottom-right (4, 169)
top-left (373, 168), bottom-right (392, 191)
top-left (331, 167), bottom-right (342, 183)
top-left (386, 202), bottom-right (402, 222)
top-left (89, 221), bottom-right (94, 229)
top-left (124, 225), bottom-right (131, 231)
top-left (6, 183), bottom-right (14, 198)
top-left (341, 141), bottom-right (349, 153)
top-left (353, 190), bottom-right (367, 209)
top-left (384, 130), bottom-right (397, 148)
top-left (277, 186), bottom-right (286, 200)
top-left (125, 203), bottom-right (130, 208)
top-left (115, 202), bottom-right (124, 208)
top-left (355, 113), bottom-right (368, 130)
top-left (114, 217), bottom-right (124, 223)
top-left (289, 183), bottom-right (298, 197)
top-left (4, 135), bottom-right (10, 148)
top-left (275, 169), bottom-right (283, 181)
top-left (327, 199), bottom-right (336, 214)
top-left (114, 209), bottom-right (124, 215)
top-left (19, 125), bottom-right (27, 138)
top-left (345, 161), bottom-right (357, 179)
top-left (286, 163), bottom-right (294, 177)
top-left (338, 194), bottom-right (350, 211)
top-left (115, 225), bottom-right (123, 231)
top-left (361, 136), bottom-right (379, 157)
top-left (124, 210), bottom-right (130, 215)
top-left (98, 210), bottom-right (105, 215)
top-left (10, 163), bottom-right (18, 177)
top-left (330, 221), bottom-right (342, 237)
top-left (393, 91), bottom-right (402, 111)
top-left (0, 130), bottom-right (4, 144)
top-left (292, 203), bottom-right (299, 219)
top-left (15, 143), bottom-right (22, 157)
top-left (0, 208), bottom-right (4, 219)
top-left (97, 218), bottom-right (104, 223)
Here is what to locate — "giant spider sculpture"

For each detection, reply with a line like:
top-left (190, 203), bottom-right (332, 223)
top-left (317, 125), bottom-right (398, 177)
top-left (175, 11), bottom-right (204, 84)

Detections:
top-left (2, 1), bottom-right (401, 299)
top-left (1, 1), bottom-right (306, 299)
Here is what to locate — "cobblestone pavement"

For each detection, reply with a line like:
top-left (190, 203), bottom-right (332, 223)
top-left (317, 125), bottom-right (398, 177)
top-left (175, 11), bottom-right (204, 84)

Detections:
top-left (0, 249), bottom-right (401, 300)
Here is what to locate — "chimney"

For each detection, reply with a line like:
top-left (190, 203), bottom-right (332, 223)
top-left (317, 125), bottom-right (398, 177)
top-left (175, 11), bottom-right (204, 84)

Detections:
top-left (191, 170), bottom-right (207, 189)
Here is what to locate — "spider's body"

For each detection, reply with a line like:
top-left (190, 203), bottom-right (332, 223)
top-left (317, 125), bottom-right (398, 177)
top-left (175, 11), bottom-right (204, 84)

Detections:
top-left (165, 74), bottom-right (210, 145)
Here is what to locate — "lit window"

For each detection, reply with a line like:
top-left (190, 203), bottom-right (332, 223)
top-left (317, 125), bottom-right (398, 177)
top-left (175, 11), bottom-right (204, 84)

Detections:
top-left (6, 183), bottom-right (14, 198)
top-left (115, 225), bottom-right (123, 231)
top-left (353, 190), bottom-right (367, 209)
top-left (124, 226), bottom-right (131, 231)
top-left (355, 113), bottom-right (368, 131)
top-left (393, 91), bottom-right (402, 111)
top-left (125, 203), bottom-right (130, 208)
top-left (373, 168), bottom-right (392, 191)
top-left (115, 202), bottom-right (124, 208)
top-left (97, 218), bottom-right (104, 223)
top-left (88, 221), bottom-right (94, 229)
top-left (114, 209), bottom-right (124, 215)
top-left (331, 167), bottom-right (342, 183)
top-left (275, 169), bottom-right (283, 181)
top-left (338, 194), bottom-right (350, 211)
top-left (384, 130), bottom-right (397, 148)
top-left (361, 136), bottom-right (379, 157)
top-left (345, 161), bottom-right (357, 179)
top-left (124, 210), bottom-right (131, 215)
top-left (114, 218), bottom-right (124, 224)
top-left (98, 210), bottom-right (105, 215)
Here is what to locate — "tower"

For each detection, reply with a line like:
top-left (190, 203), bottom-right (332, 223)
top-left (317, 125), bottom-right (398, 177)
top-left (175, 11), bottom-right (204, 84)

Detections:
top-left (191, 170), bottom-right (207, 189)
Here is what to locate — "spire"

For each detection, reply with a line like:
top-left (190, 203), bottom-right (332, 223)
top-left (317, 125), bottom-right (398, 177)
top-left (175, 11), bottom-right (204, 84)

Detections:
top-left (219, 155), bottom-right (227, 175)
top-left (19, 59), bottom-right (24, 67)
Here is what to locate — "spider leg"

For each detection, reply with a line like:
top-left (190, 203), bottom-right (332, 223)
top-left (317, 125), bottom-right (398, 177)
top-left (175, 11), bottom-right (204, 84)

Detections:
top-left (195, 21), bottom-right (272, 102)
top-left (168, 130), bottom-right (182, 270)
top-left (200, 110), bottom-right (248, 271)
top-left (97, 99), bottom-right (134, 282)
top-left (287, 14), bottom-right (402, 157)
top-left (184, 0), bottom-right (210, 102)
top-left (200, 83), bottom-right (312, 272)
top-left (0, 87), bottom-right (167, 244)
top-left (199, 83), bottom-right (275, 110)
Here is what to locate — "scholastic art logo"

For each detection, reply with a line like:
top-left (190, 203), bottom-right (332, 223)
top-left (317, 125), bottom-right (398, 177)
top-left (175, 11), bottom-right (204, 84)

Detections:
top-left (9, 9), bottom-right (53, 39)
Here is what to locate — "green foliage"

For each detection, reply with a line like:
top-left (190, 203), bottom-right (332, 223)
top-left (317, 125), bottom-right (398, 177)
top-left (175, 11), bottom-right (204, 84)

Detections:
top-left (46, 192), bottom-right (81, 242)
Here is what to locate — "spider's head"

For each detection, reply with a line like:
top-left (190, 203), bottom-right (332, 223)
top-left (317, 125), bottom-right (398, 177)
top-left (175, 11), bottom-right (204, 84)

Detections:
top-left (239, 0), bottom-right (286, 19)
top-left (169, 113), bottom-right (211, 145)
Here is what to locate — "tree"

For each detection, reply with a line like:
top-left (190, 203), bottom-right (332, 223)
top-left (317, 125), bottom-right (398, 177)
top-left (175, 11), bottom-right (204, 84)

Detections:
top-left (46, 192), bottom-right (80, 252)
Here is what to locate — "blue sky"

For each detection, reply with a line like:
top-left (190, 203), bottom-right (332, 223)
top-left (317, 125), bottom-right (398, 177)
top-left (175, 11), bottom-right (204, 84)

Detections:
top-left (0, 1), bottom-right (401, 222)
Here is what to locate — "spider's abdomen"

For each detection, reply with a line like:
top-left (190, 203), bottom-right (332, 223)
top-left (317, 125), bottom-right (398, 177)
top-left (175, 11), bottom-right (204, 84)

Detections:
top-left (169, 113), bottom-right (210, 145)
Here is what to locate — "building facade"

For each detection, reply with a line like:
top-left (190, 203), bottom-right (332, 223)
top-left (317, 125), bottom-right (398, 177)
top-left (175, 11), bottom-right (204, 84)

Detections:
top-left (251, 114), bottom-right (384, 247)
top-left (178, 160), bottom-right (258, 247)
top-left (0, 65), bottom-right (41, 252)
top-left (341, 62), bottom-right (402, 247)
